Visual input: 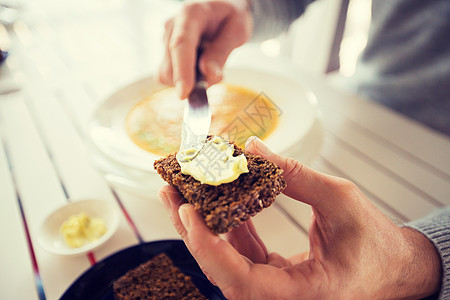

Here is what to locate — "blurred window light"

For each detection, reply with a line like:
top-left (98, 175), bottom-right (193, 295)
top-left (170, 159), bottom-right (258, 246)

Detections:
top-left (339, 0), bottom-right (371, 77)
top-left (260, 38), bottom-right (281, 58)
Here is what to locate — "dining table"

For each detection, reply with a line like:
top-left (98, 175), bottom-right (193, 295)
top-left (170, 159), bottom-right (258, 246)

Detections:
top-left (1, 0), bottom-right (450, 299)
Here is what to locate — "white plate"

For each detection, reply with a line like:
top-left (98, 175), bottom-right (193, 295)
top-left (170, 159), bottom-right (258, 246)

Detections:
top-left (38, 199), bottom-right (120, 256)
top-left (88, 66), bottom-right (322, 174)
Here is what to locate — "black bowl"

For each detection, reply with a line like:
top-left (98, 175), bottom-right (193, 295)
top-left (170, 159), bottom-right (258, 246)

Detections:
top-left (60, 240), bottom-right (226, 300)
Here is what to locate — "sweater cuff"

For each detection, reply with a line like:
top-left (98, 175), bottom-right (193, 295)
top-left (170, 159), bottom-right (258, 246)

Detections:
top-left (405, 207), bottom-right (450, 300)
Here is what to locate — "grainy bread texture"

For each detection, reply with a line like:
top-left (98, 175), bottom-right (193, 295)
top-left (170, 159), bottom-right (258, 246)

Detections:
top-left (154, 139), bottom-right (286, 234)
top-left (113, 253), bottom-right (207, 300)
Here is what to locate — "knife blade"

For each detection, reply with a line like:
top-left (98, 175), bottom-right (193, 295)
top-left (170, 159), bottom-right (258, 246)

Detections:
top-left (177, 51), bottom-right (211, 162)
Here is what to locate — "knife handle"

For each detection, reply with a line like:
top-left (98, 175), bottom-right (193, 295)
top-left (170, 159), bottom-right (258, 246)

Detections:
top-left (195, 47), bottom-right (205, 82)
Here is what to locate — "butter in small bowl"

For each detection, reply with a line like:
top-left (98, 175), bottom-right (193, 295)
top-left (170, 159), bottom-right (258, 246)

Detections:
top-left (38, 199), bottom-right (119, 256)
top-left (60, 212), bottom-right (108, 248)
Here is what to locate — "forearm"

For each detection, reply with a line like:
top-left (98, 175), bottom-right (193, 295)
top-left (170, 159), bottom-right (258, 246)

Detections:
top-left (250, 0), bottom-right (315, 41)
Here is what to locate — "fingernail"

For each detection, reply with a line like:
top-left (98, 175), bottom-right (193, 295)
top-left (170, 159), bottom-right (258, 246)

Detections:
top-left (175, 81), bottom-right (184, 99)
top-left (207, 60), bottom-right (222, 78)
top-left (179, 205), bottom-right (191, 231)
top-left (245, 136), bottom-right (257, 149)
top-left (254, 137), bottom-right (272, 155)
top-left (159, 192), bottom-right (171, 211)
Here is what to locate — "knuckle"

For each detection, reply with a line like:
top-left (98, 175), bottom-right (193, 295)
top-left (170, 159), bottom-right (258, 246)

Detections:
top-left (164, 18), bottom-right (174, 31)
top-left (283, 157), bottom-right (304, 179)
top-left (181, 1), bottom-right (206, 17)
top-left (171, 218), bottom-right (188, 238)
top-left (156, 72), bottom-right (170, 85)
top-left (189, 235), bottom-right (213, 258)
top-left (334, 178), bottom-right (357, 192)
top-left (156, 63), bottom-right (173, 85)
top-left (208, 74), bottom-right (223, 85)
top-left (177, 228), bottom-right (189, 241)
top-left (330, 177), bottom-right (360, 199)
top-left (189, 237), bottom-right (222, 267)
top-left (182, 1), bottom-right (197, 12)
top-left (168, 34), bottom-right (192, 51)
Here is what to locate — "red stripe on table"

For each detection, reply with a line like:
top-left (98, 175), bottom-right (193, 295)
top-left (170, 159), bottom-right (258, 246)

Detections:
top-left (18, 198), bottom-right (47, 300)
top-left (110, 188), bottom-right (144, 243)
top-left (87, 251), bottom-right (97, 265)
top-left (3, 138), bottom-right (47, 300)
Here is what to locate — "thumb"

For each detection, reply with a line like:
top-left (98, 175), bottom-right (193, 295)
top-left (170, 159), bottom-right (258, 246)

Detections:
top-left (245, 136), bottom-right (352, 216)
top-left (198, 53), bottom-right (223, 87)
top-left (197, 44), bottom-right (228, 86)
top-left (178, 204), bottom-right (250, 290)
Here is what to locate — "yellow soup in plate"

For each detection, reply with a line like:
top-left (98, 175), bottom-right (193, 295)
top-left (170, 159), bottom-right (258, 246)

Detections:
top-left (126, 83), bottom-right (280, 156)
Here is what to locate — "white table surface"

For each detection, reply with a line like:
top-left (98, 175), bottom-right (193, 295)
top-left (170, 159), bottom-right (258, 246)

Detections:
top-left (1, 0), bottom-right (449, 299)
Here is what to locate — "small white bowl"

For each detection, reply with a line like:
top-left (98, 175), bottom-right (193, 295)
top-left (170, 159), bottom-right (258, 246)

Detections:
top-left (38, 199), bottom-right (120, 256)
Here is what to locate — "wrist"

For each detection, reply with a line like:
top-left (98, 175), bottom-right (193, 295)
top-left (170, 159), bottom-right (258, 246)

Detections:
top-left (388, 227), bottom-right (442, 299)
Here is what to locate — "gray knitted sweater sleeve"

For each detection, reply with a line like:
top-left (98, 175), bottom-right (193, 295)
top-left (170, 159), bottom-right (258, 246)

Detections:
top-left (250, 0), bottom-right (450, 136)
top-left (250, 0), bottom-right (314, 41)
top-left (406, 207), bottom-right (450, 299)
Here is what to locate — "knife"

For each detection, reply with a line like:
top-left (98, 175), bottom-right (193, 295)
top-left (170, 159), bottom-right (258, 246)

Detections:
top-left (177, 50), bottom-right (211, 162)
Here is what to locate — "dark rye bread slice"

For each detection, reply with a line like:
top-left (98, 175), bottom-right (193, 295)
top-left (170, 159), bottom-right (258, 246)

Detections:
top-left (154, 140), bottom-right (286, 234)
top-left (113, 253), bottom-right (207, 300)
